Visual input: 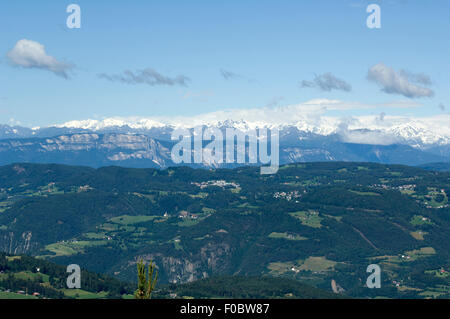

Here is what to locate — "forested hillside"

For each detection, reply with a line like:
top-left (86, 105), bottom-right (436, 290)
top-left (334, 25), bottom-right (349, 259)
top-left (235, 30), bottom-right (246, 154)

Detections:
top-left (0, 253), bottom-right (133, 299)
top-left (0, 162), bottom-right (449, 298)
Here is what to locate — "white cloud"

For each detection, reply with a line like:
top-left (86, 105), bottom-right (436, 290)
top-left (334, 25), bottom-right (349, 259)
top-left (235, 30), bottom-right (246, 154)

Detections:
top-left (337, 122), bottom-right (401, 145)
top-left (367, 62), bottom-right (434, 98)
top-left (220, 69), bottom-right (243, 80)
top-left (55, 98), bottom-right (428, 129)
top-left (54, 98), bottom-right (450, 145)
top-left (8, 118), bottom-right (22, 126)
top-left (98, 69), bottom-right (190, 87)
top-left (6, 39), bottom-right (73, 78)
top-left (300, 73), bottom-right (352, 92)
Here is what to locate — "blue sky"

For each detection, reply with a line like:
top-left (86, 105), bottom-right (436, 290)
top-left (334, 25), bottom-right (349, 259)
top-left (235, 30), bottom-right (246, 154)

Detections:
top-left (0, 0), bottom-right (449, 127)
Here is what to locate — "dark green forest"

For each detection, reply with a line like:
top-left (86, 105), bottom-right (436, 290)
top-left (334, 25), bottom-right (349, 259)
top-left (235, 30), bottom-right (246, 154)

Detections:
top-left (0, 162), bottom-right (449, 298)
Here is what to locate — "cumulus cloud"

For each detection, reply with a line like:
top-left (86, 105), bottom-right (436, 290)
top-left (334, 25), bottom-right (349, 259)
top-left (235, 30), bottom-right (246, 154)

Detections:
top-left (98, 68), bottom-right (190, 87)
top-left (6, 39), bottom-right (73, 79)
top-left (339, 128), bottom-right (401, 145)
top-left (300, 73), bottom-right (352, 92)
top-left (367, 62), bottom-right (434, 98)
top-left (399, 70), bottom-right (432, 86)
top-left (8, 118), bottom-right (22, 126)
top-left (125, 98), bottom-right (422, 128)
top-left (336, 117), bottom-right (401, 145)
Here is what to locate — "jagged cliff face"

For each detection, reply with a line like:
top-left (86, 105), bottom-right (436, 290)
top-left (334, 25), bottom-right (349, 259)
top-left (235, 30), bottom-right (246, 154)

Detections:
top-left (0, 133), bottom-right (172, 168)
top-left (134, 243), bottom-right (232, 284)
top-left (0, 231), bottom-right (37, 255)
top-left (0, 131), bottom-right (448, 168)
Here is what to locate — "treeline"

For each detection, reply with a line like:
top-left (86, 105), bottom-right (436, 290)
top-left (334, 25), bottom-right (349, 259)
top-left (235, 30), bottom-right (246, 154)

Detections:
top-left (157, 276), bottom-right (341, 299)
top-left (0, 253), bottom-right (134, 298)
top-left (0, 274), bottom-right (65, 299)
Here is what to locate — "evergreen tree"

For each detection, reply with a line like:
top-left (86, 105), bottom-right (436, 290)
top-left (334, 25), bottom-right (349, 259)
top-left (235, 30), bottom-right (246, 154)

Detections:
top-left (134, 259), bottom-right (158, 299)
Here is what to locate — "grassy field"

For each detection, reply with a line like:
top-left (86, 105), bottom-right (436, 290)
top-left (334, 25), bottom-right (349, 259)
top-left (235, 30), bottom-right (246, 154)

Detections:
top-left (6, 256), bottom-right (21, 261)
top-left (189, 192), bottom-right (208, 199)
top-left (410, 215), bottom-right (433, 226)
top-left (425, 269), bottom-right (450, 279)
top-left (289, 211), bottom-right (323, 228)
top-left (109, 215), bottom-right (158, 225)
top-left (45, 240), bottom-right (108, 257)
top-left (410, 231), bottom-right (427, 241)
top-left (298, 257), bottom-right (337, 272)
top-left (267, 261), bottom-right (295, 275)
top-left (389, 172), bottom-right (403, 177)
top-left (62, 289), bottom-right (109, 299)
top-left (419, 285), bottom-right (450, 298)
top-left (0, 291), bottom-right (37, 299)
top-left (404, 247), bottom-right (436, 261)
top-left (169, 237), bottom-right (183, 251)
top-left (0, 271), bottom-right (50, 283)
top-left (268, 232), bottom-right (307, 241)
top-left (83, 232), bottom-right (107, 239)
top-left (378, 247), bottom-right (437, 264)
top-left (267, 256), bottom-right (337, 275)
top-left (349, 190), bottom-right (380, 196)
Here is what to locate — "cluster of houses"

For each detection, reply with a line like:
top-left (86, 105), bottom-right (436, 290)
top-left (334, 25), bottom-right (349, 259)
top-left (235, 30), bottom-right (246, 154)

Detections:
top-left (290, 266), bottom-right (300, 273)
top-left (43, 182), bottom-right (56, 192)
top-left (178, 210), bottom-right (199, 220)
top-left (273, 190), bottom-right (303, 201)
top-left (397, 184), bottom-right (416, 191)
top-left (420, 217), bottom-right (431, 223)
top-left (400, 254), bottom-right (412, 260)
top-left (371, 184), bottom-right (449, 209)
top-left (370, 183), bottom-right (415, 191)
top-left (77, 185), bottom-right (93, 192)
top-left (424, 189), bottom-right (448, 209)
top-left (191, 180), bottom-right (240, 189)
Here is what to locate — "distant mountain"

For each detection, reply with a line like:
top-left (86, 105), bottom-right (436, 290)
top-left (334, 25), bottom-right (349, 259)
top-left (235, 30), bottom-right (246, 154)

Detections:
top-left (0, 122), bottom-right (448, 168)
top-left (0, 133), bottom-right (173, 168)
top-left (0, 125), bottom-right (35, 139)
top-left (418, 162), bottom-right (450, 172)
top-left (3, 114), bottom-right (450, 146)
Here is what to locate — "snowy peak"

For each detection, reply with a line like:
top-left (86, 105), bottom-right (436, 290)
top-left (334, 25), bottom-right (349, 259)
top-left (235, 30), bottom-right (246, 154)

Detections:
top-left (50, 114), bottom-right (450, 147)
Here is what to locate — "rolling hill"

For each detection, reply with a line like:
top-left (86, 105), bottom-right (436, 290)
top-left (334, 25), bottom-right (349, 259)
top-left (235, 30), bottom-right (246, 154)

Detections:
top-left (0, 162), bottom-right (449, 298)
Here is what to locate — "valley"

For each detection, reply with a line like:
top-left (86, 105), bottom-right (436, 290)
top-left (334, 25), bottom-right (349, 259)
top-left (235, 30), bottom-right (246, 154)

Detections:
top-left (0, 162), bottom-right (449, 298)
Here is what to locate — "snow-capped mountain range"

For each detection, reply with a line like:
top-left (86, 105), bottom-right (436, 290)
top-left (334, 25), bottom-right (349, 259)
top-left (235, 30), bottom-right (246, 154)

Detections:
top-left (51, 115), bottom-right (450, 147)
top-left (42, 98), bottom-right (449, 146)
top-left (0, 102), bottom-right (449, 168)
